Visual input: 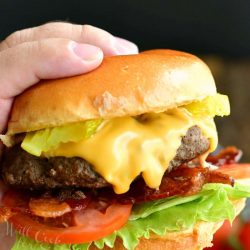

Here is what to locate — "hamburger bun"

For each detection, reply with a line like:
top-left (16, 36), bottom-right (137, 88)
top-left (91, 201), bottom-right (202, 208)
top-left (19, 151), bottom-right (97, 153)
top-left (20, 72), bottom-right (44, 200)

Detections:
top-left (7, 49), bottom-right (216, 134)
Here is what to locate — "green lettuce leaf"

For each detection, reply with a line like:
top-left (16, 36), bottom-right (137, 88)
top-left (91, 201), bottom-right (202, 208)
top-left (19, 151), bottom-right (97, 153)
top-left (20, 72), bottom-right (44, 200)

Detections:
top-left (21, 119), bottom-right (102, 156)
top-left (11, 182), bottom-right (250, 250)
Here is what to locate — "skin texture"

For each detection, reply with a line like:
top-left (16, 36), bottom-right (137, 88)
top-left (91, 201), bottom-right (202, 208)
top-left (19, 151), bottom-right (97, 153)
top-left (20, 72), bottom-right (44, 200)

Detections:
top-left (0, 22), bottom-right (138, 250)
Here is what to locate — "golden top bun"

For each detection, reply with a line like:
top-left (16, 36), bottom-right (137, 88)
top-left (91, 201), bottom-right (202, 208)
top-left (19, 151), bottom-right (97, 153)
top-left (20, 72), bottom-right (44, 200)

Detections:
top-left (89, 198), bottom-right (245, 250)
top-left (7, 49), bottom-right (216, 134)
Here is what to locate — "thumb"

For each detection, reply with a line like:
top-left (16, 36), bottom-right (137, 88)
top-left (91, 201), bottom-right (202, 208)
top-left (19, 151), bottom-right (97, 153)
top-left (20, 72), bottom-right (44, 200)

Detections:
top-left (0, 38), bottom-right (103, 99)
top-left (0, 38), bottom-right (103, 133)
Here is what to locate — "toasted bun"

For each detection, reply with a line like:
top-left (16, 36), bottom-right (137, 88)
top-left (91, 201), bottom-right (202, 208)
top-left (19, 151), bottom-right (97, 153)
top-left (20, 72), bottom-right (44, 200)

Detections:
top-left (89, 198), bottom-right (245, 250)
top-left (7, 49), bottom-right (216, 135)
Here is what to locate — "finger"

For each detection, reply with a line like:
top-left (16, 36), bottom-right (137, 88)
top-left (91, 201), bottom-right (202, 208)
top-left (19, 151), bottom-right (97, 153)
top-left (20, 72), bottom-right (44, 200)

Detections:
top-left (0, 38), bottom-right (103, 99)
top-left (0, 23), bottom-right (138, 55)
top-left (0, 38), bottom-right (103, 134)
top-left (115, 37), bottom-right (139, 55)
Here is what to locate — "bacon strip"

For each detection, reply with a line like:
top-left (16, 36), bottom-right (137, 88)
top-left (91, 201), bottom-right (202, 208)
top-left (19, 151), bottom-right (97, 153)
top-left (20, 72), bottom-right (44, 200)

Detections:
top-left (0, 207), bottom-right (12, 223)
top-left (29, 198), bottom-right (72, 218)
top-left (207, 146), bottom-right (242, 166)
top-left (110, 165), bottom-right (233, 204)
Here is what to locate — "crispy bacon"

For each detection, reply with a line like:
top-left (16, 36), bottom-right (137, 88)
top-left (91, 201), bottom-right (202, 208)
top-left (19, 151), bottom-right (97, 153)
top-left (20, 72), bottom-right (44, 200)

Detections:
top-left (29, 198), bottom-right (72, 218)
top-left (207, 146), bottom-right (242, 166)
top-left (111, 165), bottom-right (234, 204)
top-left (0, 207), bottom-right (12, 223)
top-left (112, 148), bottom-right (240, 204)
top-left (111, 147), bottom-right (240, 204)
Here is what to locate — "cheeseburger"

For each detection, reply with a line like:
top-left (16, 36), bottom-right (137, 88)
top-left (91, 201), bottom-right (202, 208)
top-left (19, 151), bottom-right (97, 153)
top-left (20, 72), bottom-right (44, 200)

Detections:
top-left (1, 49), bottom-right (250, 250)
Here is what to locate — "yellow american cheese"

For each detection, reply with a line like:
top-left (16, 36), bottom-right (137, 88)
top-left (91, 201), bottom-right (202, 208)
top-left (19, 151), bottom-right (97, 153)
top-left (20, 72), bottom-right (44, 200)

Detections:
top-left (44, 108), bottom-right (218, 194)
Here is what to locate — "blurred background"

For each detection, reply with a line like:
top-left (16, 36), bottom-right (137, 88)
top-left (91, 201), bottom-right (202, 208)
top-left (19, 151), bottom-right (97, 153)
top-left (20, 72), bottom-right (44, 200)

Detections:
top-left (1, 1), bottom-right (250, 249)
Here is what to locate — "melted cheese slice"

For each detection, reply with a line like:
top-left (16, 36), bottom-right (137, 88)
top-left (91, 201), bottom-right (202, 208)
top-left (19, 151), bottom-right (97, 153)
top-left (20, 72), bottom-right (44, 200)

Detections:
top-left (45, 108), bottom-right (218, 194)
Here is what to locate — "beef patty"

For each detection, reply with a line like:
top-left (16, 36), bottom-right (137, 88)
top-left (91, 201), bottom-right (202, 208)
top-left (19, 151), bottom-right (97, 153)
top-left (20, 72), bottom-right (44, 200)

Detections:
top-left (1, 126), bottom-right (209, 190)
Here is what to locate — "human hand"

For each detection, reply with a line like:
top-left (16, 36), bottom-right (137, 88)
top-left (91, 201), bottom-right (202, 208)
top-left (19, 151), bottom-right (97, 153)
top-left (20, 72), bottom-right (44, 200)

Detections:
top-left (0, 22), bottom-right (138, 134)
top-left (0, 22), bottom-right (138, 250)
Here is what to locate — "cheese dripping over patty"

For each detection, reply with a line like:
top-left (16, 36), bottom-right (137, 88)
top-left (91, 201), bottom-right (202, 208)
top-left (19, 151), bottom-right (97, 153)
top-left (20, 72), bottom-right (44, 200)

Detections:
top-left (19, 94), bottom-right (230, 194)
top-left (44, 108), bottom-right (217, 194)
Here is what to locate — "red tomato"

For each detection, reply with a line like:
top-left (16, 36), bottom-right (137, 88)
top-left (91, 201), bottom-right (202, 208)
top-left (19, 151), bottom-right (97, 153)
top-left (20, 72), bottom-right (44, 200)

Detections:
top-left (10, 203), bottom-right (132, 244)
top-left (214, 220), bottom-right (234, 243)
top-left (239, 221), bottom-right (250, 249)
top-left (205, 218), bottom-right (240, 250)
top-left (217, 163), bottom-right (250, 179)
top-left (2, 189), bottom-right (132, 244)
top-left (215, 218), bottom-right (240, 241)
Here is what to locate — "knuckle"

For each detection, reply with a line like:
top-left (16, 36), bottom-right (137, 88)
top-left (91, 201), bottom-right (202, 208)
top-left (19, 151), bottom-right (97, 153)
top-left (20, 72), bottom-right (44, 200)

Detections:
top-left (82, 24), bottom-right (103, 37)
top-left (81, 24), bottom-right (92, 33)
top-left (0, 45), bottom-right (17, 65)
top-left (34, 39), bottom-right (44, 54)
top-left (36, 23), bottom-right (55, 38)
top-left (35, 38), bottom-right (72, 58)
top-left (37, 22), bottom-right (72, 38)
top-left (3, 31), bottom-right (21, 48)
top-left (29, 39), bottom-right (52, 59)
top-left (0, 40), bottom-right (9, 51)
top-left (4, 28), bottom-right (33, 48)
top-left (38, 22), bottom-right (57, 33)
top-left (80, 25), bottom-right (88, 41)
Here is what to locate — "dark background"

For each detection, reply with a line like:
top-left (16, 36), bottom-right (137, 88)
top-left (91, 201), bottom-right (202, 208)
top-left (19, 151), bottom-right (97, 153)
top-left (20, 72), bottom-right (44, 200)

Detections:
top-left (1, 0), bottom-right (250, 58)
top-left (1, 0), bottom-right (250, 160)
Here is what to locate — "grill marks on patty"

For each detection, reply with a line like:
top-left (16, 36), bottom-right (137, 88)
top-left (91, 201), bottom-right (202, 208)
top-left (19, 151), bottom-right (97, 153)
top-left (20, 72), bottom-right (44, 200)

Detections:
top-left (1, 126), bottom-right (210, 190)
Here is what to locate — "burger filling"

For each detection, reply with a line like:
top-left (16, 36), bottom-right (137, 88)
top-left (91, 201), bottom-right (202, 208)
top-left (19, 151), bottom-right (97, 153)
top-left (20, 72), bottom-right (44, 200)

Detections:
top-left (1, 125), bottom-right (210, 190)
top-left (2, 93), bottom-right (247, 250)
top-left (1, 94), bottom-right (230, 194)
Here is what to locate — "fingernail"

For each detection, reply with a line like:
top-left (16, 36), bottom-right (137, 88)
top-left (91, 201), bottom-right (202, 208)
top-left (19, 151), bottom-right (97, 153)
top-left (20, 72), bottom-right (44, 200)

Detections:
top-left (115, 37), bottom-right (139, 55)
top-left (71, 42), bottom-right (103, 61)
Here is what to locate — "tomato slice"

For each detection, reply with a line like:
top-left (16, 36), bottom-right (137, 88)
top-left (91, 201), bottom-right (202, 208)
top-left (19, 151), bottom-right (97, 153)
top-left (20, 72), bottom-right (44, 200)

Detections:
top-left (9, 203), bottom-right (132, 244)
top-left (2, 189), bottom-right (132, 244)
top-left (239, 221), bottom-right (250, 249)
top-left (217, 163), bottom-right (250, 179)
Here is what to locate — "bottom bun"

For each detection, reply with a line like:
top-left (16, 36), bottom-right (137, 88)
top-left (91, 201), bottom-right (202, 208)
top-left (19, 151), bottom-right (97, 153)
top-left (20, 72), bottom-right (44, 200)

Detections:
top-left (89, 198), bottom-right (246, 250)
